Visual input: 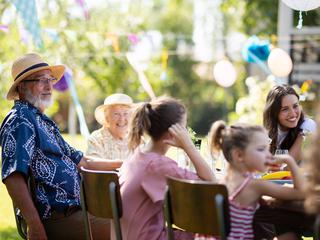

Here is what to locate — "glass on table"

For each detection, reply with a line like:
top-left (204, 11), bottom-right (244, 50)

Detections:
top-left (274, 149), bottom-right (289, 171)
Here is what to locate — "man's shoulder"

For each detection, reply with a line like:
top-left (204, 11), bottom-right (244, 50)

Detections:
top-left (0, 103), bottom-right (36, 133)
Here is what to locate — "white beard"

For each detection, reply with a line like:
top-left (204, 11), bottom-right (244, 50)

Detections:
top-left (24, 88), bottom-right (53, 110)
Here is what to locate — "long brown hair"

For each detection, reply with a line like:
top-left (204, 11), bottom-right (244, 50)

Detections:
top-left (128, 96), bottom-right (186, 150)
top-left (263, 85), bottom-right (304, 154)
top-left (208, 120), bottom-right (265, 162)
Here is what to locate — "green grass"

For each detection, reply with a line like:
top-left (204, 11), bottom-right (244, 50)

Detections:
top-left (0, 181), bottom-right (19, 239)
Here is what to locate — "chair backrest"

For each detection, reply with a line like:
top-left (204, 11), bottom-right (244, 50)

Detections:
top-left (80, 167), bottom-right (122, 240)
top-left (314, 214), bottom-right (320, 239)
top-left (13, 174), bottom-right (36, 239)
top-left (13, 206), bottom-right (27, 239)
top-left (164, 176), bottom-right (230, 239)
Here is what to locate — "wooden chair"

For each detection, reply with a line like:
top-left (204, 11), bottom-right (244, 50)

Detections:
top-left (80, 167), bottom-right (123, 240)
top-left (13, 206), bottom-right (27, 239)
top-left (13, 175), bottom-right (35, 239)
top-left (314, 214), bottom-right (320, 239)
top-left (164, 176), bottom-right (230, 240)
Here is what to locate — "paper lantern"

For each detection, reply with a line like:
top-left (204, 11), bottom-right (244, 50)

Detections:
top-left (213, 60), bottom-right (237, 88)
top-left (281, 0), bottom-right (320, 11)
top-left (267, 48), bottom-right (293, 77)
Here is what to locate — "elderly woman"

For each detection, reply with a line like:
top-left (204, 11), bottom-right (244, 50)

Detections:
top-left (86, 93), bottom-right (133, 167)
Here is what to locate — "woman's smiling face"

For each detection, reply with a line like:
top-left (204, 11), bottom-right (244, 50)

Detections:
top-left (278, 94), bottom-right (301, 131)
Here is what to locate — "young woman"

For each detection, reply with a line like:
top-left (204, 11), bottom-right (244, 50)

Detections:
top-left (263, 85), bottom-right (316, 163)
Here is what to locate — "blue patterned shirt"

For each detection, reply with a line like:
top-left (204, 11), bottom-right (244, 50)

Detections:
top-left (0, 100), bottom-right (83, 220)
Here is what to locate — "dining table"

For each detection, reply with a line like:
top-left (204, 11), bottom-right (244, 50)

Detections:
top-left (254, 179), bottom-right (315, 239)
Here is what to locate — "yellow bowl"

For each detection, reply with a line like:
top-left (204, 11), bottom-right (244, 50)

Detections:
top-left (261, 171), bottom-right (291, 180)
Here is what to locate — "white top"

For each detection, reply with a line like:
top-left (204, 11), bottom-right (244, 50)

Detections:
top-left (86, 127), bottom-right (130, 160)
top-left (277, 118), bottom-right (317, 147)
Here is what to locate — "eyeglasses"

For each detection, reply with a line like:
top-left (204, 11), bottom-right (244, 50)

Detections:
top-left (22, 77), bottom-right (57, 85)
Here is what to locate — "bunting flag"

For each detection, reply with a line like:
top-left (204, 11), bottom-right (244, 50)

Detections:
top-left (75, 0), bottom-right (89, 20)
top-left (18, 20), bottom-right (29, 45)
top-left (10, 0), bottom-right (44, 48)
top-left (44, 28), bottom-right (60, 42)
top-left (0, 25), bottom-right (9, 33)
top-left (106, 32), bottom-right (120, 53)
top-left (160, 49), bottom-right (168, 80)
top-left (300, 79), bottom-right (312, 93)
top-left (127, 33), bottom-right (139, 45)
top-left (64, 67), bottom-right (90, 138)
top-left (126, 52), bottom-right (156, 100)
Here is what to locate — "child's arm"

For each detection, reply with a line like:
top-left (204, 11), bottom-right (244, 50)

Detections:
top-left (255, 154), bottom-right (304, 200)
top-left (274, 154), bottom-right (304, 190)
top-left (165, 123), bottom-right (216, 182)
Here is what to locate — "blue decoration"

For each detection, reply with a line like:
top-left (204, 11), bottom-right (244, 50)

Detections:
top-left (242, 36), bottom-right (270, 63)
top-left (160, 71), bottom-right (167, 81)
top-left (10, 0), bottom-right (44, 48)
top-left (58, 67), bottom-right (90, 138)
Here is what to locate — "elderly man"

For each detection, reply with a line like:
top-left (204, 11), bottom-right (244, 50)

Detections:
top-left (0, 53), bottom-right (117, 239)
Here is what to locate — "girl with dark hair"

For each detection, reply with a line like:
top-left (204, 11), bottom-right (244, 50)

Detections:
top-left (263, 85), bottom-right (316, 162)
top-left (208, 120), bottom-right (304, 240)
top-left (115, 96), bottom-right (215, 240)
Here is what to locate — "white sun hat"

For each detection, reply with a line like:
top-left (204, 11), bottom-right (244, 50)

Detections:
top-left (94, 93), bottom-right (133, 125)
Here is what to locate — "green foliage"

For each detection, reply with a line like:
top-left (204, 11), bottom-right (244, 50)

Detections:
top-left (231, 76), bottom-right (274, 125)
top-left (293, 8), bottom-right (320, 26)
top-left (221, 0), bottom-right (278, 36)
top-left (0, 0), bottom-right (296, 133)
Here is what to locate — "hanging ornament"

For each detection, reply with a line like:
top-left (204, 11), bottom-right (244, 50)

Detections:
top-left (300, 79), bottom-right (313, 93)
top-left (281, 0), bottom-right (320, 29)
top-left (53, 67), bottom-right (70, 92)
top-left (160, 49), bottom-right (168, 80)
top-left (106, 32), bottom-right (120, 53)
top-left (0, 25), bottom-right (9, 33)
top-left (267, 48), bottom-right (293, 77)
top-left (127, 33), bottom-right (139, 45)
top-left (242, 36), bottom-right (270, 63)
top-left (213, 60), bottom-right (237, 88)
top-left (281, 0), bottom-right (320, 11)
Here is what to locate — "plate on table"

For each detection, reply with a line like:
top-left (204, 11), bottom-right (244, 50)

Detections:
top-left (261, 171), bottom-right (291, 180)
top-left (269, 179), bottom-right (293, 185)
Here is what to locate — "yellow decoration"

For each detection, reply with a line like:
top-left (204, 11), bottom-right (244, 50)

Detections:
top-left (262, 171), bottom-right (291, 180)
top-left (300, 79), bottom-right (312, 93)
top-left (161, 50), bottom-right (168, 70)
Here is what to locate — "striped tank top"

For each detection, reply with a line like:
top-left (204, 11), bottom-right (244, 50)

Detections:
top-left (227, 175), bottom-right (259, 240)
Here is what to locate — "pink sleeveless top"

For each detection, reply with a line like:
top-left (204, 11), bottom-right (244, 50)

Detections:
top-left (227, 175), bottom-right (259, 240)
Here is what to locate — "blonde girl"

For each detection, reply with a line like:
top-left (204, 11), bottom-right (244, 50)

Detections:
top-left (208, 120), bottom-right (304, 240)
top-left (115, 96), bottom-right (215, 240)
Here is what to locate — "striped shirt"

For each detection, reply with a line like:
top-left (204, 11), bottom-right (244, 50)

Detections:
top-left (228, 176), bottom-right (259, 240)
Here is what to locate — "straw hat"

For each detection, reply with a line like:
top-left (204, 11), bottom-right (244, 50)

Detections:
top-left (95, 93), bottom-right (133, 125)
top-left (7, 53), bottom-right (65, 100)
